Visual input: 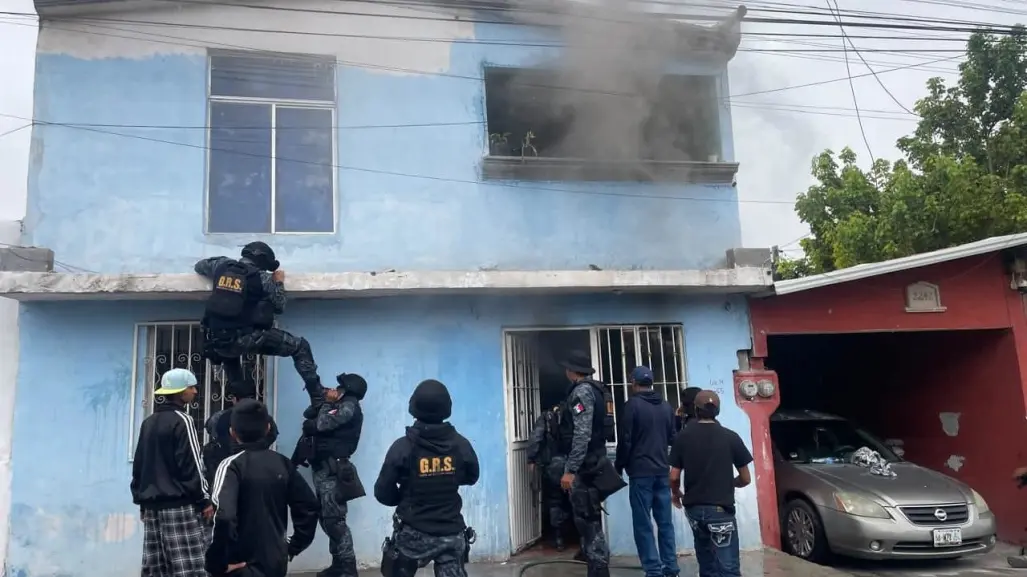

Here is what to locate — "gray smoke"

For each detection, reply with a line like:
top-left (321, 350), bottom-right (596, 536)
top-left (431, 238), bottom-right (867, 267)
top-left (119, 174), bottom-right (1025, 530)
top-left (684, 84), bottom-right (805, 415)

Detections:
top-left (488, 0), bottom-right (746, 167)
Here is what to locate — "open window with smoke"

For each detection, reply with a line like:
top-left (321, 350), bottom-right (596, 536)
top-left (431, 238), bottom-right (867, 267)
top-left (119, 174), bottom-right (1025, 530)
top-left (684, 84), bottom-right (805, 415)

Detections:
top-left (484, 67), bottom-right (721, 163)
top-left (478, 5), bottom-right (745, 184)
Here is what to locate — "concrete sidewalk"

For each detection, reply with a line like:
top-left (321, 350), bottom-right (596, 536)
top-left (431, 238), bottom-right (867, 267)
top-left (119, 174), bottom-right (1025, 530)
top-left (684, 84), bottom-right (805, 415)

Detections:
top-left (292, 549), bottom-right (855, 577)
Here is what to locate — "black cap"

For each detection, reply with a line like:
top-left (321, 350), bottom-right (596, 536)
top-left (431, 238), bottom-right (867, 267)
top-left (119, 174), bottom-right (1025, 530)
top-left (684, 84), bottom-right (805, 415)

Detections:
top-left (409, 379), bottom-right (452, 424)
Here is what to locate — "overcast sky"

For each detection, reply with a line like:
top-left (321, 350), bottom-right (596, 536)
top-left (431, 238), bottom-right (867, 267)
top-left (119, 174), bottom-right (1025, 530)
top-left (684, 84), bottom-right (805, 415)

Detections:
top-left (0, 0), bottom-right (1019, 255)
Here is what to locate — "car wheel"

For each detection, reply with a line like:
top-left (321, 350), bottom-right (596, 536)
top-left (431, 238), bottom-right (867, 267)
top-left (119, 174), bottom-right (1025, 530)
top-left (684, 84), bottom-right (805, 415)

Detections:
top-left (784, 499), bottom-right (830, 564)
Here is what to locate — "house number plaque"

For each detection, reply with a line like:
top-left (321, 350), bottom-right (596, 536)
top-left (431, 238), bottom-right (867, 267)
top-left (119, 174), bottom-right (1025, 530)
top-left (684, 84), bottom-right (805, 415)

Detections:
top-left (904, 281), bottom-right (946, 313)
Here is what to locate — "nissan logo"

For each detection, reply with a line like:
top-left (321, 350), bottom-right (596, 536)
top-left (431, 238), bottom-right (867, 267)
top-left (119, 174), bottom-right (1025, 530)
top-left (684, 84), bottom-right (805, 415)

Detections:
top-left (934, 508), bottom-right (948, 521)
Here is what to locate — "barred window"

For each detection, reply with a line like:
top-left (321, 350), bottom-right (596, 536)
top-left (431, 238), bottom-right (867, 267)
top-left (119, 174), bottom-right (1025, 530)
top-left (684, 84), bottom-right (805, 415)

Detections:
top-left (130, 322), bottom-right (274, 452)
top-left (597, 325), bottom-right (687, 445)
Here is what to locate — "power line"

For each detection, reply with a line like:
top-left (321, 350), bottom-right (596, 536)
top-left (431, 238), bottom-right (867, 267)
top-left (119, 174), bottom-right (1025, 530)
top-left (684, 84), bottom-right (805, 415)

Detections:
top-left (22, 0), bottom-right (1027, 43)
top-left (12, 99), bottom-right (917, 132)
top-left (0, 124), bottom-right (32, 139)
top-left (8, 13), bottom-right (994, 50)
top-left (11, 5), bottom-right (995, 56)
top-left (0, 9), bottom-right (966, 133)
top-left (728, 54), bottom-right (962, 98)
top-left (0, 17), bottom-right (967, 103)
top-left (827, 0), bottom-right (875, 164)
top-left (731, 102), bottom-right (916, 121)
top-left (24, 0), bottom-right (1027, 32)
top-left (830, 6), bottom-right (918, 114)
top-left (7, 4), bottom-right (1027, 45)
top-left (8, 101), bottom-right (915, 136)
top-left (0, 112), bottom-right (799, 206)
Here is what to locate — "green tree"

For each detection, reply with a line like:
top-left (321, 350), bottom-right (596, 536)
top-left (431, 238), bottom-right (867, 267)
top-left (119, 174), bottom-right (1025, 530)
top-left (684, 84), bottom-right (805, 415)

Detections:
top-left (777, 26), bottom-right (1027, 280)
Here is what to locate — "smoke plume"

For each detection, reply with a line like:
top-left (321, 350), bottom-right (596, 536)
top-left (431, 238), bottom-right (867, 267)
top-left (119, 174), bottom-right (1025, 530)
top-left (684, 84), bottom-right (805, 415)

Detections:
top-left (486, 0), bottom-right (746, 169)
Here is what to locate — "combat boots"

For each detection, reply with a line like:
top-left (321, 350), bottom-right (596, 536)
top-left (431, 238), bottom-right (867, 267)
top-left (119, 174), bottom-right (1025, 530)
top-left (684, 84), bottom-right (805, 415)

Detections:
top-left (317, 557), bottom-right (358, 577)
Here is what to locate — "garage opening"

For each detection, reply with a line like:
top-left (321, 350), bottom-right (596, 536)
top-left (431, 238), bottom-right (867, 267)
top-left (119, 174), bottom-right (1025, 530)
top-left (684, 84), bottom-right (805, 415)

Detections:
top-left (766, 329), bottom-right (1025, 549)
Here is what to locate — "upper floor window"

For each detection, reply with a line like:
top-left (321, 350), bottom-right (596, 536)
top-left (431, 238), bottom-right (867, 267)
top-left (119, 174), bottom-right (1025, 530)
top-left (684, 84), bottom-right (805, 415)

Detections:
top-left (207, 51), bottom-right (337, 234)
top-left (483, 67), bottom-right (730, 183)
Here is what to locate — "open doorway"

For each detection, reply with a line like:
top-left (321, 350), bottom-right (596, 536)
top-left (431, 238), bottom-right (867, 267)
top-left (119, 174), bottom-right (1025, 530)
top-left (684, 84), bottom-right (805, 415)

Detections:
top-left (504, 324), bottom-right (687, 556)
top-left (505, 328), bottom-right (588, 557)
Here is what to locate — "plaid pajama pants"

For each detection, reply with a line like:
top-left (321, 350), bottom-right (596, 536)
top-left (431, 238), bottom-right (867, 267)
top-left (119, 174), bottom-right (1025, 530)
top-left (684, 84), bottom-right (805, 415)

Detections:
top-left (141, 505), bottom-right (210, 577)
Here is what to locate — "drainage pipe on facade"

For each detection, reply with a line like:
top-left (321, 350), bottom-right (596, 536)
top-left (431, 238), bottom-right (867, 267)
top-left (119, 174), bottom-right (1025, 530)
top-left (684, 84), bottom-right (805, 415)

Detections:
top-left (516, 560), bottom-right (646, 576)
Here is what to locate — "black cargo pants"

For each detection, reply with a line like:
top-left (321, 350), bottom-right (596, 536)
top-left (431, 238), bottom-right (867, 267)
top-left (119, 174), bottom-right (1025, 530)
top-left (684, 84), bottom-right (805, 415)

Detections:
top-left (204, 327), bottom-right (320, 398)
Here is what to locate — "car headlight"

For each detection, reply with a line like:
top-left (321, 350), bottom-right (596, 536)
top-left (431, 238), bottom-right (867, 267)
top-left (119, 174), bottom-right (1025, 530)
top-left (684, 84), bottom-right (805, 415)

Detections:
top-left (971, 489), bottom-right (990, 514)
top-left (833, 492), bottom-right (891, 519)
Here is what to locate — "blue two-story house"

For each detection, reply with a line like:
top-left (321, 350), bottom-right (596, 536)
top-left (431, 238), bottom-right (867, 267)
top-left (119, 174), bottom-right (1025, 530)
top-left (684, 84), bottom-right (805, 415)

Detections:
top-left (0, 0), bottom-right (768, 575)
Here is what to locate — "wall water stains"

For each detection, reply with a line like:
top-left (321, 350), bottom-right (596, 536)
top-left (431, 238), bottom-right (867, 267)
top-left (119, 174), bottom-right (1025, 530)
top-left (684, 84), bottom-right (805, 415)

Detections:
top-left (9, 294), bottom-right (757, 577)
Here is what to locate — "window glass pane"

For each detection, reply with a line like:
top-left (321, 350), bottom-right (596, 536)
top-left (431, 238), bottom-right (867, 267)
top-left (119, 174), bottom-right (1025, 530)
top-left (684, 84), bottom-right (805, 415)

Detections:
top-left (274, 107), bottom-right (334, 233)
top-left (210, 53), bottom-right (335, 102)
top-left (208, 102), bottom-right (272, 233)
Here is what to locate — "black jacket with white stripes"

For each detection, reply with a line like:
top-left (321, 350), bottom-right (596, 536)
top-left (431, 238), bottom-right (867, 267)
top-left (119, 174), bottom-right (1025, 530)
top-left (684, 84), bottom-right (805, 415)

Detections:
top-left (131, 403), bottom-right (210, 511)
top-left (206, 446), bottom-right (320, 577)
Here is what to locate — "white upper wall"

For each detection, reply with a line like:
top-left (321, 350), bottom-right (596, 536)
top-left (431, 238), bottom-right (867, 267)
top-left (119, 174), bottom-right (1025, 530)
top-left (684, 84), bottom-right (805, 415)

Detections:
top-left (37, 0), bottom-right (475, 75)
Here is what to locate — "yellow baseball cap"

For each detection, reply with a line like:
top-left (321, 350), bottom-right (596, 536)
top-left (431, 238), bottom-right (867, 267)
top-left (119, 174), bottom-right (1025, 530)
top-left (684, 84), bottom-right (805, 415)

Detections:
top-left (155, 368), bottom-right (198, 395)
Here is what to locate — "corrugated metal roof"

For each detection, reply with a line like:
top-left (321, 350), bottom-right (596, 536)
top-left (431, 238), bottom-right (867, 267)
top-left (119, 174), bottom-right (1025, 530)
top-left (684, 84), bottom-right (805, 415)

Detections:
top-left (772, 231), bottom-right (1027, 296)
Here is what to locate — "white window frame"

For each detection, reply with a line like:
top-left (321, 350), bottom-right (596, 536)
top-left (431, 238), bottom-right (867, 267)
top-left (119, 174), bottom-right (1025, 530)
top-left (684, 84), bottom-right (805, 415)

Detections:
top-left (128, 321), bottom-right (279, 460)
top-left (595, 324), bottom-right (687, 447)
top-left (204, 51), bottom-right (339, 236)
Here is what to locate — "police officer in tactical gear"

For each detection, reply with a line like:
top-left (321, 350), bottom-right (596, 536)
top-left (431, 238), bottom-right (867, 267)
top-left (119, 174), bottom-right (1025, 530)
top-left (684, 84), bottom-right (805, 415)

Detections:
top-left (556, 351), bottom-right (627, 577)
top-left (527, 406), bottom-right (572, 551)
top-left (375, 380), bottom-right (480, 577)
top-left (301, 372), bottom-right (368, 577)
top-left (195, 241), bottom-right (323, 399)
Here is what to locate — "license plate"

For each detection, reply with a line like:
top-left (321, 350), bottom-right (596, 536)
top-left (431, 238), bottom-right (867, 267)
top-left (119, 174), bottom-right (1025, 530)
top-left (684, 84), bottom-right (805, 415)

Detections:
top-left (933, 528), bottom-right (962, 547)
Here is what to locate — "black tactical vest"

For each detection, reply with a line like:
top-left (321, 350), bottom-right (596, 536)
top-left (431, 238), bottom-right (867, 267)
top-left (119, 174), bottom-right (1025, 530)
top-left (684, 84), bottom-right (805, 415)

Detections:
top-left (313, 402), bottom-right (363, 461)
top-left (203, 260), bottom-right (267, 331)
top-left (558, 379), bottom-right (614, 458)
top-left (537, 409), bottom-right (561, 465)
top-left (397, 436), bottom-right (467, 534)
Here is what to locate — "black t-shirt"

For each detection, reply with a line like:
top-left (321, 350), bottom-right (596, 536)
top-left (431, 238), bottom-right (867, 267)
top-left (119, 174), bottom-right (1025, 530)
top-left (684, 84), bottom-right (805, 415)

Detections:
top-left (669, 421), bottom-right (753, 511)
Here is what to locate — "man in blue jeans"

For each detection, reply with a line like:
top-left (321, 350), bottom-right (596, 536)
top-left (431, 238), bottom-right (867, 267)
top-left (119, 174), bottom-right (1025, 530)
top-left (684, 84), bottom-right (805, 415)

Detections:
top-left (668, 390), bottom-right (752, 577)
top-left (614, 366), bottom-right (678, 577)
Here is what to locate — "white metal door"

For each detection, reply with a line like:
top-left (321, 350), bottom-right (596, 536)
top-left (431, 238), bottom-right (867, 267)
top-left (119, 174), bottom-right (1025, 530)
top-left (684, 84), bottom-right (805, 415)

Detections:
top-left (505, 331), bottom-right (543, 554)
top-left (588, 329), bottom-right (612, 538)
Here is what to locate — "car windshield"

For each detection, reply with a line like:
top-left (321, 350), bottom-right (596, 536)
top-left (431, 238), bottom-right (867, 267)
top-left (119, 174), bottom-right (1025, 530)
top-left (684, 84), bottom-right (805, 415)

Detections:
top-left (770, 418), bottom-right (900, 464)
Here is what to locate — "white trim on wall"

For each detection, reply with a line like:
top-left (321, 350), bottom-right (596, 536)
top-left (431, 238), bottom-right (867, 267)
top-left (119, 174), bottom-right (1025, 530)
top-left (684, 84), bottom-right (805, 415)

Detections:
top-left (0, 267), bottom-right (774, 301)
top-left (0, 219), bottom-right (23, 574)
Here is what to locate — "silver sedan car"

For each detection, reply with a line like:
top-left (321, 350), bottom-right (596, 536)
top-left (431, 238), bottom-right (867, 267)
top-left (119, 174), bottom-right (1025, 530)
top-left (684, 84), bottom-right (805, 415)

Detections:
top-left (771, 410), bottom-right (997, 562)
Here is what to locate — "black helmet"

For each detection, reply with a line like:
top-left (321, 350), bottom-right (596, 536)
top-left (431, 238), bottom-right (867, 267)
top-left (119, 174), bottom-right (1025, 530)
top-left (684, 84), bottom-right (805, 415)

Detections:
top-left (336, 373), bottom-right (368, 400)
top-left (241, 241), bottom-right (280, 272)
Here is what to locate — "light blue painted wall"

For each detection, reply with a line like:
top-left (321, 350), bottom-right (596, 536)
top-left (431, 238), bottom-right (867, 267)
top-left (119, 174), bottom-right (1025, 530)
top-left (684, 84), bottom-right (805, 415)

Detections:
top-left (8, 294), bottom-right (757, 577)
top-left (26, 22), bottom-right (740, 275)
